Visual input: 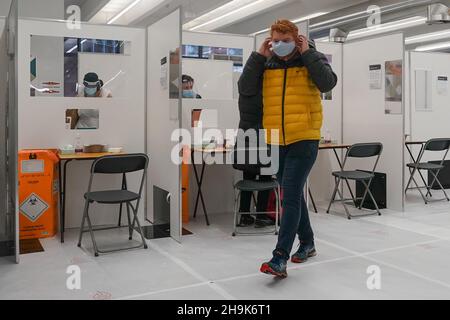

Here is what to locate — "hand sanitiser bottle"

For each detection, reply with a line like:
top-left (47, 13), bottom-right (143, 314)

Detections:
top-left (74, 133), bottom-right (83, 153)
top-left (325, 129), bottom-right (332, 144)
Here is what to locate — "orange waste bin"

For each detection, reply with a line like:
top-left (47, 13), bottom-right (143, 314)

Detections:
top-left (18, 149), bottom-right (60, 240)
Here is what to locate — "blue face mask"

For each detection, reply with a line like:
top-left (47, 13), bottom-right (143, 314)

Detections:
top-left (84, 87), bottom-right (97, 97)
top-left (271, 41), bottom-right (296, 57)
top-left (183, 90), bottom-right (195, 98)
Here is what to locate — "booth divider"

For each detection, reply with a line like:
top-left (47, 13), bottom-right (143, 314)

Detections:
top-left (146, 8), bottom-right (183, 242)
top-left (17, 19), bottom-right (146, 228)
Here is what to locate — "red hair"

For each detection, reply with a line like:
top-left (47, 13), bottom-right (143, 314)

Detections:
top-left (270, 19), bottom-right (298, 37)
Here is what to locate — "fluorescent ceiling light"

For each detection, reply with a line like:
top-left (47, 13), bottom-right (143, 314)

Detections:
top-left (90, 0), bottom-right (163, 25)
top-left (251, 12), bottom-right (329, 36)
top-left (184, 0), bottom-right (288, 32)
top-left (346, 16), bottom-right (426, 40)
top-left (66, 39), bottom-right (87, 54)
top-left (415, 41), bottom-right (450, 52)
top-left (406, 29), bottom-right (450, 45)
top-left (108, 0), bottom-right (142, 24)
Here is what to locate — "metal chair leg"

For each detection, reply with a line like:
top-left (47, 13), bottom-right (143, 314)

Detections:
top-left (411, 174), bottom-right (428, 204)
top-left (430, 171), bottom-right (450, 201)
top-left (232, 190), bottom-right (241, 237)
top-left (130, 203), bottom-right (148, 249)
top-left (126, 202), bottom-right (132, 240)
top-left (77, 200), bottom-right (89, 247)
top-left (336, 183), bottom-right (351, 219)
top-left (358, 178), bottom-right (373, 210)
top-left (85, 210), bottom-right (100, 257)
top-left (327, 177), bottom-right (340, 214)
top-left (405, 167), bottom-right (416, 194)
top-left (362, 180), bottom-right (381, 216)
top-left (118, 203), bottom-right (123, 227)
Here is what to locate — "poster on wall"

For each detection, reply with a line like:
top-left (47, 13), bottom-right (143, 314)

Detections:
top-left (369, 64), bottom-right (382, 90)
top-left (320, 54), bottom-right (333, 101)
top-left (385, 60), bottom-right (403, 115)
top-left (160, 56), bottom-right (168, 90)
top-left (437, 76), bottom-right (448, 96)
top-left (169, 49), bottom-right (180, 99)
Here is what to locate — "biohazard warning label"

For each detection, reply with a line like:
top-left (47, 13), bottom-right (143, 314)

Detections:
top-left (20, 193), bottom-right (49, 222)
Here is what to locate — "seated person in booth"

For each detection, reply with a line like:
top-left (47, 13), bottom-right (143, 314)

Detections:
top-left (78, 72), bottom-right (112, 98)
top-left (182, 74), bottom-right (202, 99)
top-left (233, 131), bottom-right (274, 228)
top-left (239, 20), bottom-right (337, 278)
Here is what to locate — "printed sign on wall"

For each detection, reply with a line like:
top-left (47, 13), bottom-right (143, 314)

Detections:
top-left (385, 60), bottom-right (403, 115)
top-left (437, 76), bottom-right (448, 96)
top-left (369, 64), bottom-right (382, 90)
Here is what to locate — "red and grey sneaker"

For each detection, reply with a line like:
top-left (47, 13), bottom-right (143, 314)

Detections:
top-left (291, 242), bottom-right (317, 264)
top-left (260, 251), bottom-right (288, 278)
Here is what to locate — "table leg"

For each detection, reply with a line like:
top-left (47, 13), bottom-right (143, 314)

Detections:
top-left (191, 151), bottom-right (210, 225)
top-left (198, 161), bottom-right (209, 225)
top-left (191, 151), bottom-right (200, 218)
top-left (60, 159), bottom-right (72, 243)
top-left (58, 161), bottom-right (64, 243)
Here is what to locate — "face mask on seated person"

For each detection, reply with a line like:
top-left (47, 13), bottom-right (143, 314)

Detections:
top-left (271, 40), bottom-right (296, 58)
top-left (84, 87), bottom-right (98, 97)
top-left (182, 90), bottom-right (195, 98)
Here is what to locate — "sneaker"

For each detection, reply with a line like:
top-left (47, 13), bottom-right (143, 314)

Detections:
top-left (260, 251), bottom-right (288, 278)
top-left (238, 215), bottom-right (255, 226)
top-left (291, 242), bottom-right (317, 264)
top-left (255, 215), bottom-right (275, 228)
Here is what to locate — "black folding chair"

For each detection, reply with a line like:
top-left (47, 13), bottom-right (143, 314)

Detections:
top-left (77, 154), bottom-right (149, 257)
top-left (406, 138), bottom-right (450, 204)
top-left (326, 143), bottom-right (383, 219)
top-left (232, 179), bottom-right (280, 237)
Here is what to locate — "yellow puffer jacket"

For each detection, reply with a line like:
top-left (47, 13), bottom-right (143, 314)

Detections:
top-left (263, 66), bottom-right (323, 146)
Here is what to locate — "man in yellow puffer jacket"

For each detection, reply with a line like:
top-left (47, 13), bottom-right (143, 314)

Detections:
top-left (239, 19), bottom-right (337, 278)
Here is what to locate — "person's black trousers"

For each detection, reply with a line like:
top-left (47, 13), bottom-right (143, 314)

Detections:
top-left (239, 172), bottom-right (272, 214)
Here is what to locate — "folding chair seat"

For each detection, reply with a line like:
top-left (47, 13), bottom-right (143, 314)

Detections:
top-left (326, 143), bottom-right (383, 220)
top-left (232, 179), bottom-right (280, 237)
top-left (405, 138), bottom-right (450, 204)
top-left (84, 190), bottom-right (140, 204)
top-left (77, 154), bottom-right (149, 257)
top-left (332, 171), bottom-right (375, 181)
top-left (406, 162), bottom-right (444, 171)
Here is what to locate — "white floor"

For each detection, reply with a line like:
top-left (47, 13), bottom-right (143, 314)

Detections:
top-left (1, 190), bottom-right (450, 300)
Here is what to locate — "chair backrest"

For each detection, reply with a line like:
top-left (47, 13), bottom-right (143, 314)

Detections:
top-left (347, 143), bottom-right (383, 158)
top-left (91, 154), bottom-right (149, 174)
top-left (424, 138), bottom-right (450, 152)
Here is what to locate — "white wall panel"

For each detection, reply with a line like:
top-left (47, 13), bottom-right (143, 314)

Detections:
top-left (309, 42), bottom-right (343, 205)
top-left (409, 52), bottom-right (450, 141)
top-left (343, 33), bottom-right (405, 212)
top-left (407, 51), bottom-right (450, 183)
top-left (147, 9), bottom-right (182, 241)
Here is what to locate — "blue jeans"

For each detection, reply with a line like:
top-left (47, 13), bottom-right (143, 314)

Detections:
top-left (273, 140), bottom-right (319, 260)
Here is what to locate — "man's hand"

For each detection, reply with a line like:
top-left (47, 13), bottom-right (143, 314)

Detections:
top-left (296, 35), bottom-right (310, 54)
top-left (258, 37), bottom-right (273, 58)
